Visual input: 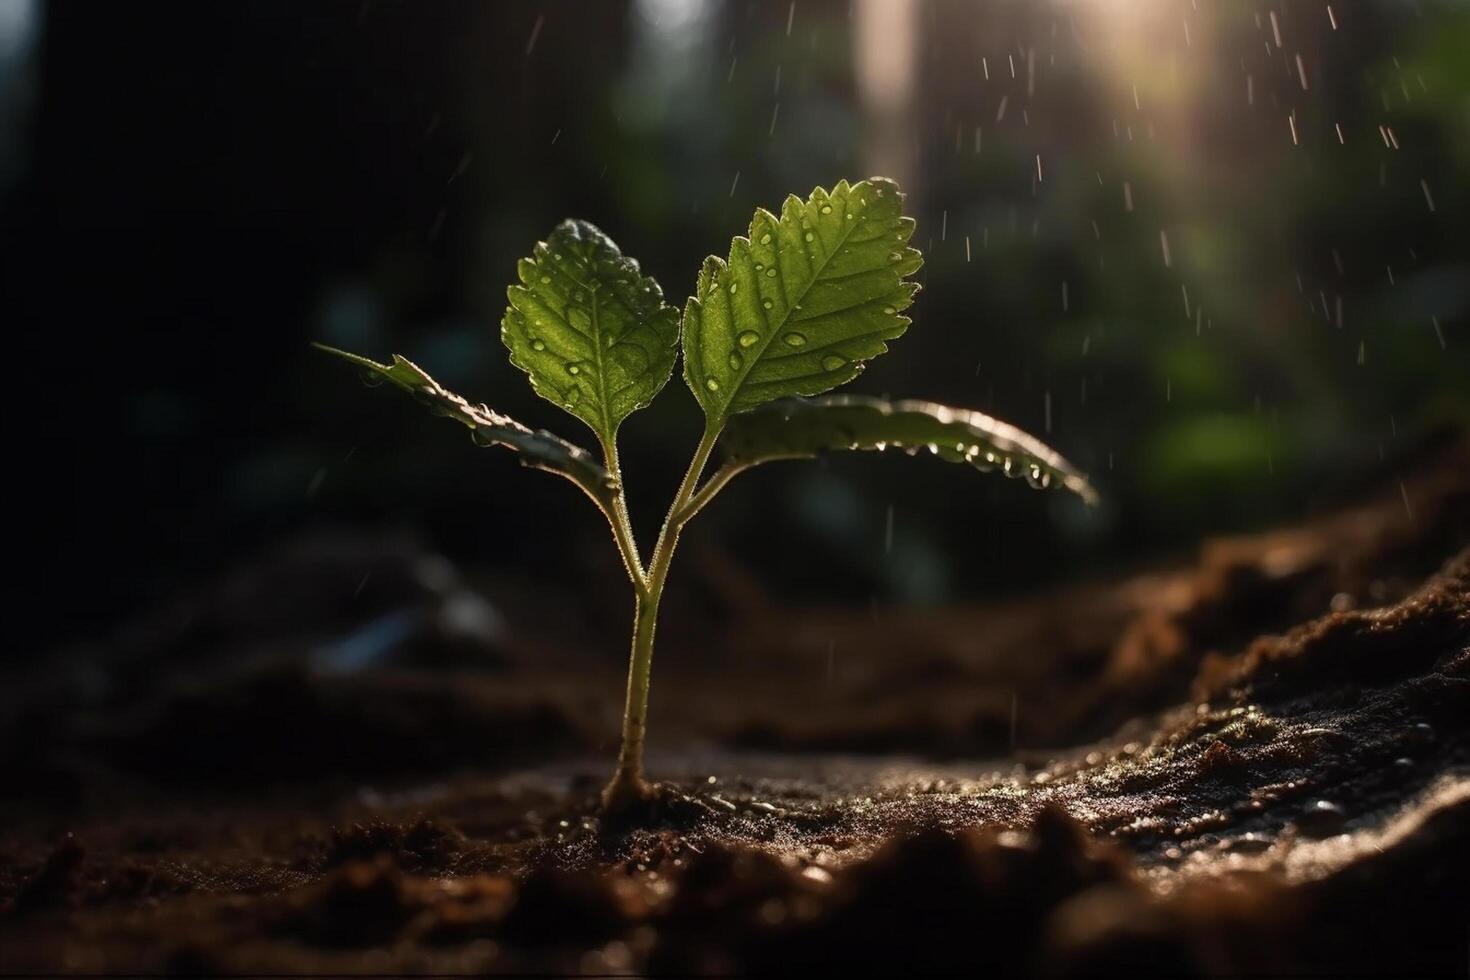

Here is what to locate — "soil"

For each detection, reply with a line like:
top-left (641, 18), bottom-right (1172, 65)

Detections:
top-left (2, 438), bottom-right (1467, 976)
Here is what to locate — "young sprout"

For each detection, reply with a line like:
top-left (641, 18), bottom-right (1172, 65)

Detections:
top-left (316, 178), bottom-right (1095, 816)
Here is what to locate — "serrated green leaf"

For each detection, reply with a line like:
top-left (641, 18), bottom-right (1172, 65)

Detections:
top-left (682, 177), bottom-right (922, 421)
top-left (501, 219), bottom-right (679, 443)
top-left (312, 343), bottom-right (618, 507)
top-left (718, 395), bottom-right (1098, 505)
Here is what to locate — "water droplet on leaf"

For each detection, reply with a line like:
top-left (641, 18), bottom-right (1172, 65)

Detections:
top-left (783, 332), bottom-right (807, 347)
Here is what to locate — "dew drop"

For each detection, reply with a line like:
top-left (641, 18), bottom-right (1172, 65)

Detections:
top-left (729, 282), bottom-right (739, 294)
top-left (705, 378), bottom-right (720, 391)
top-left (754, 262), bottom-right (764, 271)
top-left (531, 339), bottom-right (546, 351)
top-left (737, 330), bottom-right (761, 347)
top-left (609, 343), bottom-right (649, 374)
top-left (359, 370), bottom-right (385, 388)
top-left (820, 205), bottom-right (833, 214)
top-left (760, 233), bottom-right (772, 245)
top-left (821, 354), bottom-right (847, 371)
top-left (783, 332), bottom-right (807, 347)
top-left (845, 213), bottom-right (853, 221)
top-left (472, 427), bottom-right (495, 447)
top-left (762, 299), bottom-right (773, 310)
top-left (765, 267), bottom-right (777, 278)
top-left (804, 231), bottom-right (815, 242)
top-left (728, 352), bottom-right (743, 370)
top-left (883, 306), bottom-right (896, 315)
top-left (567, 306), bottom-right (591, 331)
top-left (539, 275), bottom-right (551, 284)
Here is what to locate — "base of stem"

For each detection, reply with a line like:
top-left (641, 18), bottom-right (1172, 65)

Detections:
top-left (599, 769), bottom-right (654, 816)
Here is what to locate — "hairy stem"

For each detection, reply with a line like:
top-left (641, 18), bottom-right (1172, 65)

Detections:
top-left (674, 461), bottom-right (750, 525)
top-left (602, 423), bottom-right (722, 811)
top-left (597, 434), bottom-right (648, 595)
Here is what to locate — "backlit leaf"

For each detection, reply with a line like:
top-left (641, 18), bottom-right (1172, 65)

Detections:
top-left (718, 395), bottom-right (1097, 504)
top-left (502, 219), bottom-right (679, 443)
top-left (682, 177), bottom-right (922, 420)
top-left (313, 343), bottom-right (618, 507)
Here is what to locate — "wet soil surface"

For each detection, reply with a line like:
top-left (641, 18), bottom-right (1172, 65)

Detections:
top-left (2, 441), bottom-right (1467, 975)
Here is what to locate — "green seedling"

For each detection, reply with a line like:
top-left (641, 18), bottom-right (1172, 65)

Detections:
top-left (316, 178), bottom-right (1096, 815)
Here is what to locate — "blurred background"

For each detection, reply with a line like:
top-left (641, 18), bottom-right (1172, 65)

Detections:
top-left (1, 0), bottom-right (1466, 662)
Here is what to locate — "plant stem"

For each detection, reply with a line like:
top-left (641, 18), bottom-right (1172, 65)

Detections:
top-left (601, 423), bottom-right (722, 811)
top-left (597, 434), bottom-right (648, 595)
top-left (674, 461), bottom-right (750, 525)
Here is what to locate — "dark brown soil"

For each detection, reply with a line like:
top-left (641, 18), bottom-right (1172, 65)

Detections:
top-left (1, 441), bottom-right (1467, 976)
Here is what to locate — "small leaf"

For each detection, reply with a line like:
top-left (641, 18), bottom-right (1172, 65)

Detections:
top-left (718, 395), bottom-right (1098, 505)
top-left (682, 177), bottom-right (922, 420)
top-left (313, 343), bottom-right (618, 507)
top-left (502, 219), bottom-right (679, 442)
